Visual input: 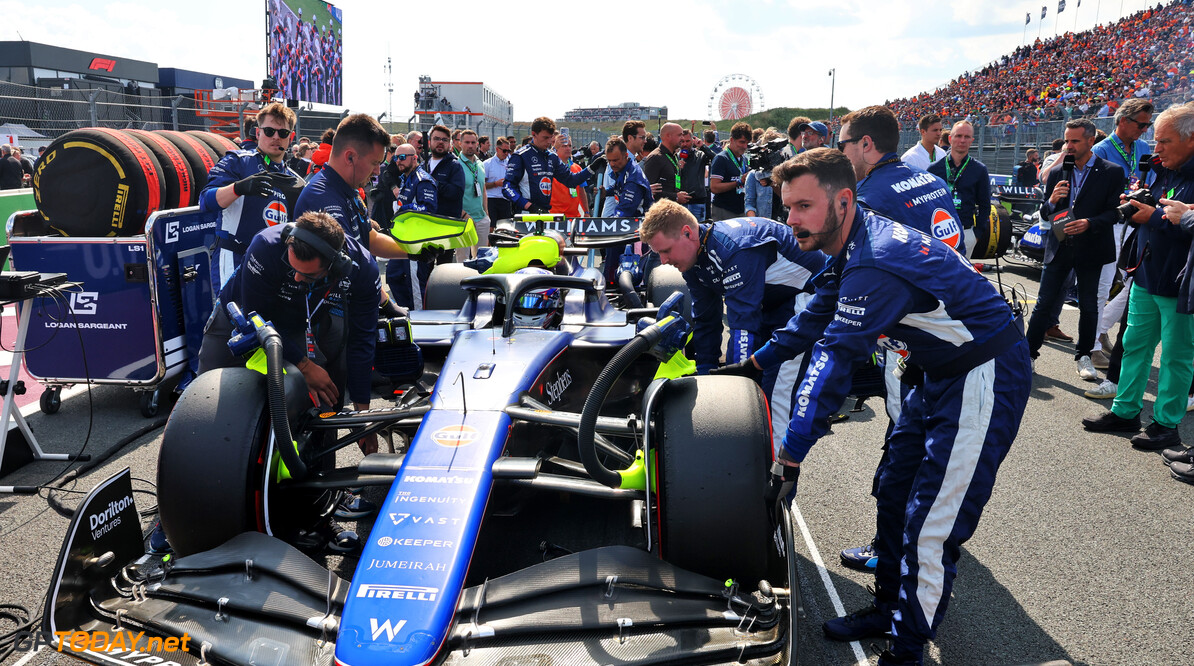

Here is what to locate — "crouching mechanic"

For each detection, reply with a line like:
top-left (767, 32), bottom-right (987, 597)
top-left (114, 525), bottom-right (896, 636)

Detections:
top-left (197, 210), bottom-right (381, 455)
top-left (201, 101), bottom-right (304, 288)
top-left (734, 150), bottom-right (1031, 665)
top-left (640, 199), bottom-right (826, 453)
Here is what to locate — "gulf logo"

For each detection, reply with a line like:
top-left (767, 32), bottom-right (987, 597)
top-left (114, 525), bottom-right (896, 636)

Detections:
top-left (930, 209), bottom-right (961, 248)
top-left (538, 176), bottom-right (553, 195)
top-left (431, 425), bottom-right (479, 448)
top-left (264, 200), bottom-right (288, 226)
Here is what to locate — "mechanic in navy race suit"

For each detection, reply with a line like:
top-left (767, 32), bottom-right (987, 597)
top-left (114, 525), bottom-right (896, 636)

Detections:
top-left (197, 210), bottom-right (381, 454)
top-left (840, 106), bottom-right (965, 255)
top-left (293, 113), bottom-right (408, 317)
top-left (602, 136), bottom-right (653, 282)
top-left (201, 102), bottom-right (304, 289)
top-left (503, 116), bottom-right (604, 214)
top-left (717, 149), bottom-right (1030, 666)
top-left (640, 199), bottom-right (826, 455)
top-left (835, 106), bottom-right (967, 573)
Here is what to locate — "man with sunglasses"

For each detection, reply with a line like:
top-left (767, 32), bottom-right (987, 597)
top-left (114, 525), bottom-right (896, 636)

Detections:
top-left (484, 138), bottom-right (512, 222)
top-left (201, 102), bottom-right (304, 289)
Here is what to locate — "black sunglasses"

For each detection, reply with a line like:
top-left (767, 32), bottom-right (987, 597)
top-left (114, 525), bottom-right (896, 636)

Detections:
top-left (396, 154), bottom-right (411, 161)
top-left (1133, 120), bottom-right (1152, 130)
top-left (259, 127), bottom-right (293, 139)
top-left (837, 137), bottom-right (862, 151)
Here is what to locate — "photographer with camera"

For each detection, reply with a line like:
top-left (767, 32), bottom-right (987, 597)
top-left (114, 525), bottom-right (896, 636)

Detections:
top-left (678, 127), bottom-right (714, 220)
top-left (1084, 105), bottom-right (1194, 452)
top-left (1025, 119), bottom-right (1124, 382)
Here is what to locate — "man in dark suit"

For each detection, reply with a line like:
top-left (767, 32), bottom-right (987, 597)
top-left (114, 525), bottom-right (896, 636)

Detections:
top-left (1025, 119), bottom-right (1124, 382)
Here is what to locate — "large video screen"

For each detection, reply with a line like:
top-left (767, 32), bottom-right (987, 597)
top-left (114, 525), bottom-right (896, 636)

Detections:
top-left (268, 0), bottom-right (343, 105)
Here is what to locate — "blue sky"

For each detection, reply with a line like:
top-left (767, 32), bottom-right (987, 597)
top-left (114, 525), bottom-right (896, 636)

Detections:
top-left (0, 0), bottom-right (1162, 121)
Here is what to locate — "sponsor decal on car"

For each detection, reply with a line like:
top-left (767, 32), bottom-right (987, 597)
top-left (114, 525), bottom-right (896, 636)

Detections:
top-left (430, 425), bottom-right (479, 448)
top-left (356, 584), bottom-right (439, 601)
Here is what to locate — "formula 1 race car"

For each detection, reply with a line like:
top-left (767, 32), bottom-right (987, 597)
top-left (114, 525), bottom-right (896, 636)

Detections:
top-left (43, 254), bottom-right (797, 665)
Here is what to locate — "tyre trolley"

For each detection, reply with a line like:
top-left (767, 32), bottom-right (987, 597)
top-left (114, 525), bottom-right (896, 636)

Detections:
top-left (6, 207), bottom-right (217, 416)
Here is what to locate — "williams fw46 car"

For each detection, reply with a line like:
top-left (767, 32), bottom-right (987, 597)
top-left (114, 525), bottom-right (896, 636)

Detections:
top-left (44, 264), bottom-right (798, 664)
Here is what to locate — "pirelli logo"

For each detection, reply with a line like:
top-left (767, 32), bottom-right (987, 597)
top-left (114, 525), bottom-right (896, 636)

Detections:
top-left (110, 184), bottom-right (129, 232)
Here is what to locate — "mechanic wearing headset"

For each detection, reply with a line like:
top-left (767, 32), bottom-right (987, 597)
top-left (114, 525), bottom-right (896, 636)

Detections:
top-left (640, 198), bottom-right (826, 456)
top-left (721, 150), bottom-right (1030, 666)
top-left (503, 116), bottom-right (606, 214)
top-left (197, 210), bottom-right (382, 455)
top-left (201, 102), bottom-right (305, 289)
top-left (293, 113), bottom-right (407, 317)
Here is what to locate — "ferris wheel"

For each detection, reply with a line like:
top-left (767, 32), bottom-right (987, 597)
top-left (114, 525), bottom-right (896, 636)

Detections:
top-left (708, 74), bottom-right (765, 121)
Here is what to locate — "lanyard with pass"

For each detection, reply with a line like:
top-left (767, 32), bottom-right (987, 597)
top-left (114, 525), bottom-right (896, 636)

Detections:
top-left (1111, 135), bottom-right (1138, 191)
top-left (945, 156), bottom-right (970, 207)
top-left (725, 151), bottom-right (745, 193)
top-left (665, 153), bottom-right (682, 190)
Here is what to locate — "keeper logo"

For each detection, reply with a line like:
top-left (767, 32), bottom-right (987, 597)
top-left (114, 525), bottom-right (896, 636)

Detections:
top-left (69, 292), bottom-right (99, 316)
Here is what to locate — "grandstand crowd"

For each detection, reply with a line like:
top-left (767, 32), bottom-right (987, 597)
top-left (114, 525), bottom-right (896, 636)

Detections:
top-left (888, 1), bottom-right (1194, 126)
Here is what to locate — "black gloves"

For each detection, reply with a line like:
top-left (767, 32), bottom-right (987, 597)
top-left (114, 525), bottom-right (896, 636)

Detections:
top-left (233, 172), bottom-right (274, 198)
top-left (380, 298), bottom-right (409, 318)
top-left (588, 155), bottom-right (608, 174)
top-left (709, 359), bottom-right (763, 383)
top-left (526, 203), bottom-right (550, 214)
top-left (765, 458), bottom-right (800, 516)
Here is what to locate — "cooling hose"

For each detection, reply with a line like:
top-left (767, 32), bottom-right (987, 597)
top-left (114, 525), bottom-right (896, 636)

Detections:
top-left (577, 334), bottom-right (653, 488)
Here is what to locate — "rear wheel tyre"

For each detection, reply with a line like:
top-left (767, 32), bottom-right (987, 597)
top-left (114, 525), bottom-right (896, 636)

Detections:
top-left (646, 265), bottom-right (691, 317)
top-left (157, 367), bottom-right (324, 556)
top-left (655, 375), bottom-right (776, 586)
top-left (39, 388), bottom-right (61, 414)
top-left (424, 263), bottom-right (479, 311)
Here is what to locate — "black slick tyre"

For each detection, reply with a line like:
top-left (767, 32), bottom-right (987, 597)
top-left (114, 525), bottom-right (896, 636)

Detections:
top-left (424, 263), bottom-right (479, 311)
top-left (186, 130), bottom-right (239, 158)
top-left (655, 375), bottom-right (774, 586)
top-left (155, 130), bottom-right (219, 193)
top-left (126, 129), bottom-right (194, 209)
top-left (33, 128), bottom-right (165, 236)
top-left (157, 367), bottom-right (272, 556)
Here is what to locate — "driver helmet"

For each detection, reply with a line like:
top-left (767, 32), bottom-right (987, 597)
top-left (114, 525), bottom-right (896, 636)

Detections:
top-left (512, 267), bottom-right (564, 329)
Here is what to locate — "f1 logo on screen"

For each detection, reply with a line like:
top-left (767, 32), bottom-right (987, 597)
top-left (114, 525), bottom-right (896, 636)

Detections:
top-left (165, 221), bottom-right (179, 244)
top-left (69, 292), bottom-right (99, 315)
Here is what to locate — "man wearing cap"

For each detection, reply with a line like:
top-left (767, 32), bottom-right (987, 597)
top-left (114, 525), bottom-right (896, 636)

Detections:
top-left (798, 121), bottom-right (830, 151)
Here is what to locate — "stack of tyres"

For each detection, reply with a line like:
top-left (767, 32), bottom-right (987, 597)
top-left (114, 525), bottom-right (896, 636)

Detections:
top-left (33, 128), bottom-right (165, 236)
top-left (31, 128), bottom-right (235, 236)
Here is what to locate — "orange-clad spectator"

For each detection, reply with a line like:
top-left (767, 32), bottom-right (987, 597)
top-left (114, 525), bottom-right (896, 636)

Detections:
top-left (549, 133), bottom-right (588, 217)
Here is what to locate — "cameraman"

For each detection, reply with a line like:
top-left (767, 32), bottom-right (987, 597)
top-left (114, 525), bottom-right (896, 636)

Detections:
top-left (1025, 119), bottom-right (1123, 383)
top-left (1084, 105), bottom-right (1194, 452)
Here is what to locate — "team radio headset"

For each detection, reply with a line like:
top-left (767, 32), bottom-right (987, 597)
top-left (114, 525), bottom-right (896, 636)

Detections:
top-left (280, 222), bottom-right (355, 360)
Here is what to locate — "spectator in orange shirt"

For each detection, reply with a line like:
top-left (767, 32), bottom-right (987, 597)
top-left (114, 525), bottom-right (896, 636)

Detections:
top-left (549, 133), bottom-right (589, 217)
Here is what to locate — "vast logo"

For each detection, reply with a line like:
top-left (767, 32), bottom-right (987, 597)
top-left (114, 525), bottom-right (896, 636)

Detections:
top-left (263, 201), bottom-right (288, 226)
top-left (356, 584), bottom-right (438, 602)
top-left (431, 425), bottom-right (479, 448)
top-left (931, 209), bottom-right (961, 248)
top-left (88, 58), bottom-right (117, 72)
top-left (69, 292), bottom-right (99, 315)
top-left (369, 618), bottom-right (407, 642)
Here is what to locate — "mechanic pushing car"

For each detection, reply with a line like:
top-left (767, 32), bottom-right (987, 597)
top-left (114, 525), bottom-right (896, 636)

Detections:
top-left (201, 102), bottom-right (305, 289)
top-left (502, 116), bottom-right (605, 214)
top-left (640, 199), bottom-right (826, 455)
top-left (721, 149), bottom-right (1031, 666)
top-left (197, 210), bottom-right (382, 454)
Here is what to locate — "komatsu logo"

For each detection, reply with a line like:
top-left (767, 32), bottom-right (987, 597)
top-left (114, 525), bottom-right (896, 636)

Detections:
top-left (356, 584), bottom-right (438, 602)
top-left (795, 351), bottom-right (829, 418)
top-left (888, 172), bottom-right (936, 193)
top-left (545, 369), bottom-right (573, 403)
